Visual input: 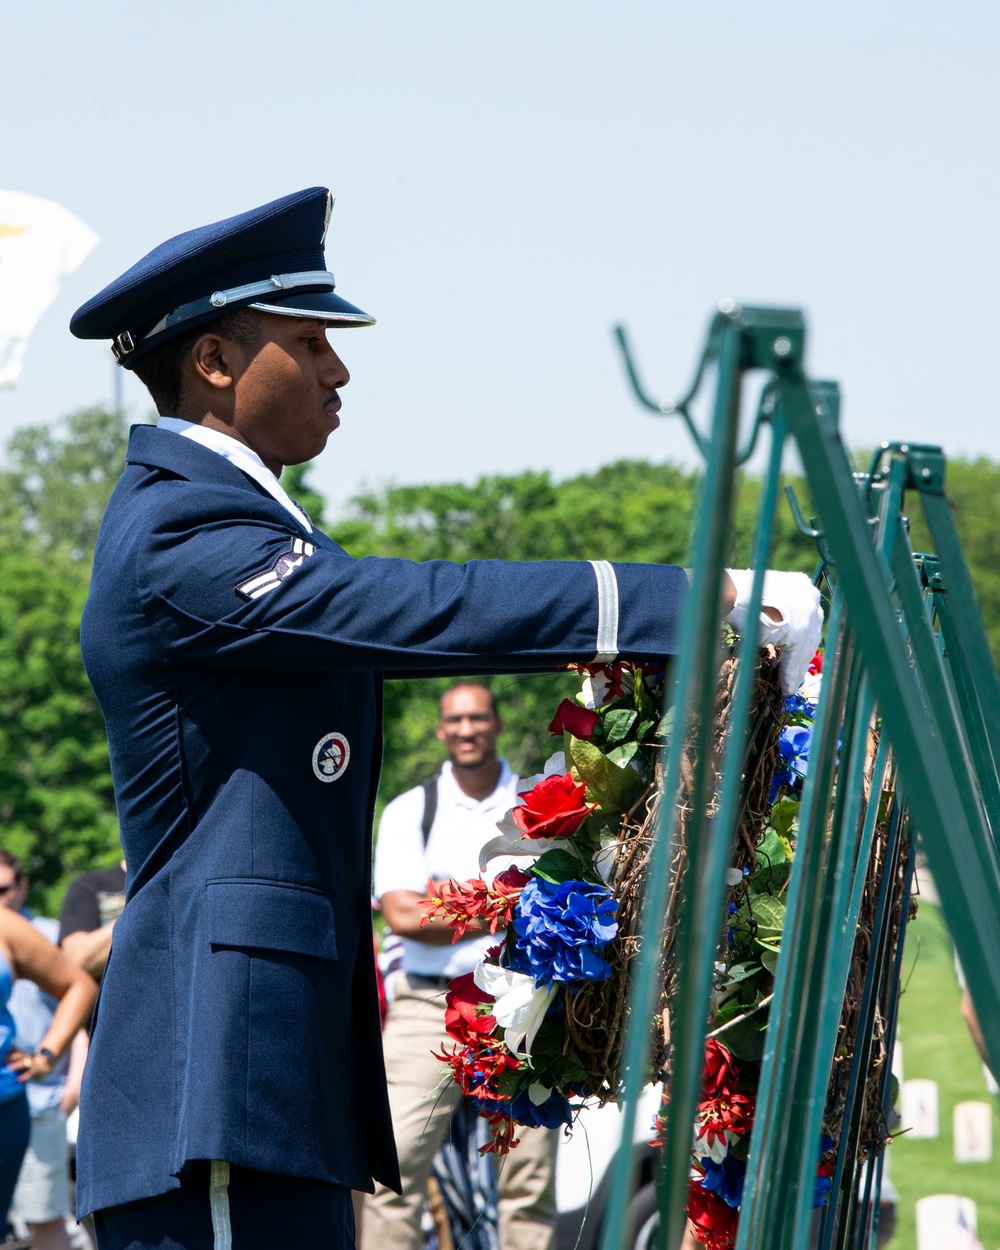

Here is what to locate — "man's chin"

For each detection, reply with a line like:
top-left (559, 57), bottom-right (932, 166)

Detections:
top-left (452, 755), bottom-right (487, 770)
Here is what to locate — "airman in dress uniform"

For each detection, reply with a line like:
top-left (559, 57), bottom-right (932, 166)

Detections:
top-left (69, 188), bottom-right (821, 1250)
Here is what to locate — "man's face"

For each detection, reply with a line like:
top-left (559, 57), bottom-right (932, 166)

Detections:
top-left (228, 314), bottom-right (350, 475)
top-left (436, 686), bottom-right (502, 770)
top-left (0, 863), bottom-right (26, 912)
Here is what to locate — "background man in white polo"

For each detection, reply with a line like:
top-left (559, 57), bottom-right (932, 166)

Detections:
top-left (365, 683), bottom-right (559, 1250)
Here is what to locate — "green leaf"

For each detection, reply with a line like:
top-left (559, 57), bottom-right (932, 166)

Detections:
top-left (725, 961), bottom-right (763, 983)
top-left (750, 828), bottom-right (794, 894)
top-left (711, 998), bottom-right (746, 1028)
top-left (747, 894), bottom-right (787, 933)
top-left (497, 1067), bottom-right (527, 1098)
top-left (606, 741), bottom-right (642, 770)
top-left (756, 827), bottom-right (792, 867)
top-left (633, 674), bottom-right (656, 718)
top-left (718, 1014), bottom-right (769, 1062)
top-left (602, 707), bottom-right (637, 746)
top-left (769, 796), bottom-right (800, 839)
top-left (760, 949), bottom-right (780, 975)
top-left (654, 704), bottom-right (675, 741)
top-left (567, 735), bottom-right (644, 811)
top-left (532, 847), bottom-right (588, 884)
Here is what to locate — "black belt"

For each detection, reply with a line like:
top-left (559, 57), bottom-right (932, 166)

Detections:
top-left (407, 973), bottom-right (452, 989)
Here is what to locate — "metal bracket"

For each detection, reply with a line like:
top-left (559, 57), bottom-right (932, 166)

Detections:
top-left (613, 304), bottom-right (807, 467)
top-left (785, 483), bottom-right (836, 567)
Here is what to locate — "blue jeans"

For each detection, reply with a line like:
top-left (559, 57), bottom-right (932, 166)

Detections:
top-left (0, 1089), bottom-right (30, 1228)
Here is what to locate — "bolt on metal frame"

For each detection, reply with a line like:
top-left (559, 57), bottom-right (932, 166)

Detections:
top-left (596, 306), bottom-right (1000, 1250)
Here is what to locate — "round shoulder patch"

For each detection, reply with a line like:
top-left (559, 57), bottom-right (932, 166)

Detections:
top-left (312, 731), bottom-right (351, 783)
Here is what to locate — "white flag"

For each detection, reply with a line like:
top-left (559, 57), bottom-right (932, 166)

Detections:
top-left (0, 189), bottom-right (98, 389)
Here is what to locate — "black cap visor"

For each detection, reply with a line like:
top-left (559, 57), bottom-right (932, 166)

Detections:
top-left (248, 288), bottom-right (375, 327)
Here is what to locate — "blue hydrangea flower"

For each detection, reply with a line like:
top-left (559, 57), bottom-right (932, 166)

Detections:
top-left (509, 1088), bottom-right (573, 1130)
top-left (699, 1153), bottom-right (747, 1208)
top-left (779, 724), bottom-right (812, 778)
top-left (782, 693), bottom-right (815, 720)
top-left (769, 760), bottom-right (795, 803)
top-left (510, 878), bottom-right (618, 985)
top-left (813, 1134), bottom-right (836, 1207)
top-left (813, 1174), bottom-right (833, 1207)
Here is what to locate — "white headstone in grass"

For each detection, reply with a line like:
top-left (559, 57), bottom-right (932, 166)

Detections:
top-left (902, 1078), bottom-right (939, 1138)
top-left (984, 1063), bottom-right (999, 1096)
top-left (953, 1101), bottom-right (992, 1162)
top-left (915, 1194), bottom-right (979, 1250)
top-left (891, 1042), bottom-right (903, 1086)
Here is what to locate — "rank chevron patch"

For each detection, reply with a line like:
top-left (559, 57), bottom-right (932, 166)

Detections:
top-left (235, 537), bottom-right (316, 600)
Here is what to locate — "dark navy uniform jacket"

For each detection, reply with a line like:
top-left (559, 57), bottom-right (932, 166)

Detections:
top-left (76, 424), bottom-right (689, 1216)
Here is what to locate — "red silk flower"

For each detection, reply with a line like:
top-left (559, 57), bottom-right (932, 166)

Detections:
top-left (547, 698), bottom-right (600, 739)
top-left (686, 1180), bottom-right (739, 1249)
top-left (511, 772), bottom-right (596, 840)
top-left (702, 1039), bottom-right (740, 1098)
top-left (695, 1091), bottom-right (755, 1151)
top-left (444, 973), bottom-right (497, 1045)
top-left (808, 650), bottom-right (823, 675)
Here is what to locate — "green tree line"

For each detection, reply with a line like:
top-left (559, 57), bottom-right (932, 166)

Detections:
top-left (3, 408), bottom-right (1000, 910)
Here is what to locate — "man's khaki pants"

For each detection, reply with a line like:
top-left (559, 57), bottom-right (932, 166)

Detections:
top-left (363, 973), bottom-right (559, 1250)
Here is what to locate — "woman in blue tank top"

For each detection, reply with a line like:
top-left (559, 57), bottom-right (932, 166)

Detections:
top-left (0, 905), bottom-right (97, 1230)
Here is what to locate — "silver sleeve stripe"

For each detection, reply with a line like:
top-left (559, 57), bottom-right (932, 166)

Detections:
top-left (235, 538), bottom-right (316, 601)
top-left (589, 560), bottom-right (620, 663)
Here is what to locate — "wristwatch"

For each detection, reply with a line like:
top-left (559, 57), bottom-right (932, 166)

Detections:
top-left (35, 1047), bottom-right (56, 1067)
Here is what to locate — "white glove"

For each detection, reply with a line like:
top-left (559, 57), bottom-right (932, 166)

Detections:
top-left (725, 569), bottom-right (824, 695)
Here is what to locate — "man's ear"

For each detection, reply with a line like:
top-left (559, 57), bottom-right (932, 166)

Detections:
top-left (190, 333), bottom-right (236, 391)
top-left (435, 720), bottom-right (446, 744)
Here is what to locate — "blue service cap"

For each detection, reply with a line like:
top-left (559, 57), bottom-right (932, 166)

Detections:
top-left (70, 187), bottom-right (374, 368)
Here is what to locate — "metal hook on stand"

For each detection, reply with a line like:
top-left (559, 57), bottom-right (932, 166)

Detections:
top-left (613, 310), bottom-right (782, 466)
top-left (785, 483), bottom-right (836, 568)
top-left (612, 324), bottom-right (712, 459)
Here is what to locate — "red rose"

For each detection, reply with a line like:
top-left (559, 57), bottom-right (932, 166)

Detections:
top-left (547, 699), bottom-right (600, 739)
top-left (702, 1039), bottom-right (740, 1098)
top-left (511, 772), bottom-right (596, 840)
top-left (492, 865), bottom-right (532, 893)
top-left (444, 972), bottom-right (496, 1044)
top-left (686, 1179), bottom-right (739, 1248)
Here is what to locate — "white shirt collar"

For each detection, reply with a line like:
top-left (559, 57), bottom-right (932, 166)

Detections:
top-left (438, 758), bottom-right (515, 809)
top-left (156, 417), bottom-right (313, 533)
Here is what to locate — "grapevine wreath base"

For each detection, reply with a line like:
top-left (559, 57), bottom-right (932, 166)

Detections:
top-left (422, 642), bottom-right (905, 1246)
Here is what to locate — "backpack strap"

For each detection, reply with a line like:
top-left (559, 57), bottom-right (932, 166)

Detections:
top-left (421, 776), bottom-right (439, 847)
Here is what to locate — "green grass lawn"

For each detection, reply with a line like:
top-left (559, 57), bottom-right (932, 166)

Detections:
top-left (885, 900), bottom-right (999, 1248)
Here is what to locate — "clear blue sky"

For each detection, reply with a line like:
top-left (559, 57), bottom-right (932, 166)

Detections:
top-left (2, 2), bottom-right (998, 512)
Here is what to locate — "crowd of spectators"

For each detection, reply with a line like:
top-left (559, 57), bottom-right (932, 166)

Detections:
top-left (0, 850), bottom-right (122, 1250)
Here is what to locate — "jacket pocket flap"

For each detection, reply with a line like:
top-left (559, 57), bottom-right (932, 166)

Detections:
top-left (206, 879), bottom-right (337, 960)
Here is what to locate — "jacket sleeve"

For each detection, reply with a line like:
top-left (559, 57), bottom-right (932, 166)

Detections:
top-left (134, 483), bottom-right (690, 675)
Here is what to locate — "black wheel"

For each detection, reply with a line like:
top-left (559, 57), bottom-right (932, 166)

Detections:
top-left (624, 1181), bottom-right (660, 1250)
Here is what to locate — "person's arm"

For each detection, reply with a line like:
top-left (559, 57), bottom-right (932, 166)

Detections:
top-left (1, 909), bottom-right (98, 1083)
top-left (380, 888), bottom-right (487, 944)
top-left (136, 492), bottom-right (692, 676)
top-left (60, 921), bottom-right (115, 978)
top-left (59, 872), bottom-right (116, 978)
top-left (59, 1027), bottom-right (90, 1115)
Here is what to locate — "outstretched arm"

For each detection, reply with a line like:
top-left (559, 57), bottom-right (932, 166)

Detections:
top-left (1, 909), bottom-right (98, 1083)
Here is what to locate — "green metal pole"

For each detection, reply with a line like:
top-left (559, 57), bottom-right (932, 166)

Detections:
top-left (783, 375), bottom-right (1000, 1076)
top-left (598, 316), bottom-right (746, 1250)
top-left (735, 589), bottom-right (851, 1249)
